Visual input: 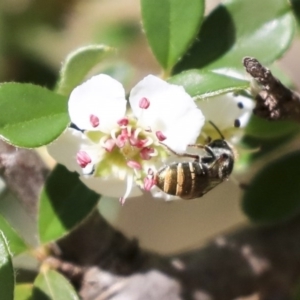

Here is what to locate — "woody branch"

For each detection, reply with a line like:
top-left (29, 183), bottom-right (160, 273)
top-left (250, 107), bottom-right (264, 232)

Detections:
top-left (1, 140), bottom-right (300, 299)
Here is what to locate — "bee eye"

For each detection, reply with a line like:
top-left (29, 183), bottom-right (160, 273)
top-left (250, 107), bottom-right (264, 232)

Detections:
top-left (221, 153), bottom-right (229, 159)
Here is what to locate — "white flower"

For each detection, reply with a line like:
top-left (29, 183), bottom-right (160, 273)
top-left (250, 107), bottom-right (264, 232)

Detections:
top-left (196, 93), bottom-right (254, 143)
top-left (47, 74), bottom-right (205, 204)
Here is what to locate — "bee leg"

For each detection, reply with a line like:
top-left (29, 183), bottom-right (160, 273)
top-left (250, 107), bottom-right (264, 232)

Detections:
top-left (187, 144), bottom-right (216, 158)
top-left (160, 143), bottom-right (200, 161)
top-left (187, 144), bottom-right (206, 149)
top-left (204, 146), bottom-right (216, 158)
top-left (209, 153), bottom-right (228, 168)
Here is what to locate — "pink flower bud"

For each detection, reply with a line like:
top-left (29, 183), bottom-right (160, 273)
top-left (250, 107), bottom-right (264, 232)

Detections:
top-left (156, 131), bottom-right (167, 141)
top-left (76, 151), bottom-right (92, 168)
top-left (139, 97), bottom-right (150, 109)
top-left (89, 114), bottom-right (100, 127)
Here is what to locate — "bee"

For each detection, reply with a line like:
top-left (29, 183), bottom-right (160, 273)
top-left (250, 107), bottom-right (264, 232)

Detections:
top-left (155, 122), bottom-right (235, 199)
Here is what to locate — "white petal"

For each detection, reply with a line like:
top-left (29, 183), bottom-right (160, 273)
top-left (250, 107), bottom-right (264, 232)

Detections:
top-left (47, 128), bottom-right (96, 174)
top-left (162, 109), bottom-right (205, 152)
top-left (130, 75), bottom-right (196, 124)
top-left (197, 93), bottom-right (254, 130)
top-left (80, 176), bottom-right (142, 198)
top-left (129, 75), bottom-right (205, 151)
top-left (69, 74), bottom-right (127, 132)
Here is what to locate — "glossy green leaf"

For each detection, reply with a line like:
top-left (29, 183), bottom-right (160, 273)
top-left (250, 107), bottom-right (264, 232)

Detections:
top-left (0, 83), bottom-right (69, 148)
top-left (168, 69), bottom-right (249, 98)
top-left (15, 284), bottom-right (32, 300)
top-left (32, 269), bottom-right (79, 300)
top-left (175, 0), bottom-right (295, 73)
top-left (242, 151), bottom-right (300, 223)
top-left (141, 0), bottom-right (205, 70)
top-left (245, 115), bottom-right (300, 139)
top-left (0, 231), bottom-right (14, 300)
top-left (38, 165), bottom-right (100, 244)
top-left (56, 45), bottom-right (114, 96)
top-left (0, 214), bottom-right (29, 256)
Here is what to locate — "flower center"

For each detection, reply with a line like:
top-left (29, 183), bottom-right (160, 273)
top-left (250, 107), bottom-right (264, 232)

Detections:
top-left (85, 115), bottom-right (169, 183)
top-left (112, 123), bottom-right (155, 164)
top-left (75, 100), bottom-right (171, 203)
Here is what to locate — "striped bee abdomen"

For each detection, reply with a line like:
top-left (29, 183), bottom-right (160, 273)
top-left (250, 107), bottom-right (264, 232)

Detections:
top-left (156, 162), bottom-right (209, 199)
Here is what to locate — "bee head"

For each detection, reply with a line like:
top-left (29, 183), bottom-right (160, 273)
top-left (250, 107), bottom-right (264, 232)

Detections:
top-left (218, 152), bottom-right (234, 178)
top-left (208, 139), bottom-right (231, 150)
top-left (206, 139), bottom-right (235, 178)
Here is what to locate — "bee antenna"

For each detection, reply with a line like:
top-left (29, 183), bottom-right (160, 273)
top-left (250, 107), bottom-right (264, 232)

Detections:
top-left (208, 120), bottom-right (225, 140)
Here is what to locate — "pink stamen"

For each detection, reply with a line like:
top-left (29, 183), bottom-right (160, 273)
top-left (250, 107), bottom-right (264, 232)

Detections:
top-left (129, 128), bottom-right (142, 146)
top-left (127, 126), bottom-right (132, 137)
top-left (116, 135), bottom-right (126, 148)
top-left (119, 197), bottom-right (126, 206)
top-left (156, 131), bottom-right (167, 141)
top-left (139, 97), bottom-right (150, 109)
top-left (103, 138), bottom-right (116, 152)
top-left (129, 136), bottom-right (137, 146)
top-left (117, 117), bottom-right (129, 127)
top-left (76, 151), bottom-right (92, 168)
top-left (89, 114), bottom-right (99, 127)
top-left (140, 147), bottom-right (154, 160)
top-left (144, 169), bottom-right (156, 191)
top-left (133, 127), bottom-right (142, 138)
top-left (116, 128), bottom-right (129, 148)
top-left (127, 160), bottom-right (142, 170)
top-left (119, 175), bottom-right (134, 206)
top-left (135, 139), bottom-right (149, 148)
top-left (129, 135), bottom-right (148, 148)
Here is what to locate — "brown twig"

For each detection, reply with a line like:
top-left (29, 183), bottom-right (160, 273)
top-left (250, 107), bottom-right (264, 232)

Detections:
top-left (2, 140), bottom-right (300, 299)
top-left (74, 213), bottom-right (300, 300)
top-left (0, 140), bottom-right (49, 217)
top-left (243, 57), bottom-right (300, 122)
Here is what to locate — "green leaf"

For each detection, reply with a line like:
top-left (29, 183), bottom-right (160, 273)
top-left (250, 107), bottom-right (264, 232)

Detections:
top-left (175, 0), bottom-right (295, 73)
top-left (141, 0), bottom-right (205, 70)
top-left (32, 269), bottom-right (79, 300)
top-left (56, 45), bottom-right (114, 96)
top-left (168, 69), bottom-right (249, 98)
top-left (0, 214), bottom-right (29, 256)
top-left (291, 0), bottom-right (300, 31)
top-left (0, 83), bottom-right (69, 148)
top-left (242, 151), bottom-right (300, 223)
top-left (245, 115), bottom-right (300, 139)
top-left (15, 284), bottom-right (32, 300)
top-left (0, 231), bottom-right (14, 300)
top-left (38, 165), bottom-right (100, 244)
